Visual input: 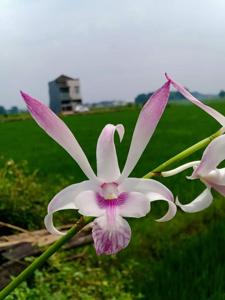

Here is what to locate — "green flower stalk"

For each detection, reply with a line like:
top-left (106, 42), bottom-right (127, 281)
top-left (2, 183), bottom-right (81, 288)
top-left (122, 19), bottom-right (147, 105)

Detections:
top-left (144, 128), bottom-right (224, 179)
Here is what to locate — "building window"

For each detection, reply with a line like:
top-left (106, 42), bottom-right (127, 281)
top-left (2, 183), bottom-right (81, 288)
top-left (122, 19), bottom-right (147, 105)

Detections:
top-left (75, 86), bottom-right (79, 94)
top-left (61, 100), bottom-right (70, 104)
top-left (60, 87), bottom-right (69, 93)
top-left (60, 87), bottom-right (69, 100)
top-left (72, 99), bottom-right (82, 104)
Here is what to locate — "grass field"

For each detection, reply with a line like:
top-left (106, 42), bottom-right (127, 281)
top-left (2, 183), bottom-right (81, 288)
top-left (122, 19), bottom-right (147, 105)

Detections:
top-left (1, 101), bottom-right (225, 299)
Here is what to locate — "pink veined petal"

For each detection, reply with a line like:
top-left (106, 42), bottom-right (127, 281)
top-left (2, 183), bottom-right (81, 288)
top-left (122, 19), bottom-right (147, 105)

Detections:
top-left (44, 180), bottom-right (95, 235)
top-left (92, 214), bottom-right (131, 255)
top-left (118, 192), bottom-right (150, 218)
top-left (193, 135), bottom-right (225, 177)
top-left (175, 188), bottom-right (213, 213)
top-left (119, 178), bottom-right (176, 222)
top-left (120, 81), bottom-right (170, 180)
top-left (165, 73), bottom-right (225, 126)
top-left (74, 190), bottom-right (105, 217)
top-left (96, 124), bottom-right (124, 182)
top-left (21, 92), bottom-right (97, 181)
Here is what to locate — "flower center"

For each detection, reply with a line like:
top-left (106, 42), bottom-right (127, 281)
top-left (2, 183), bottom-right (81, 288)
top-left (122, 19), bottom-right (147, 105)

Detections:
top-left (96, 182), bottom-right (128, 208)
top-left (101, 182), bottom-right (119, 200)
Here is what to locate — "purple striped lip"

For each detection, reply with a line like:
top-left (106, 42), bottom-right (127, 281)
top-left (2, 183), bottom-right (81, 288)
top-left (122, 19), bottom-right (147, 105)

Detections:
top-left (96, 192), bottom-right (128, 208)
top-left (92, 218), bottom-right (131, 255)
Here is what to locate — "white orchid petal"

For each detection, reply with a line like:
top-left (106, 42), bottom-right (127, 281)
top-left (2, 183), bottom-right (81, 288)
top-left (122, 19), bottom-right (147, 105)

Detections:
top-left (44, 214), bottom-right (64, 236)
top-left (146, 192), bottom-right (177, 222)
top-left (156, 203), bottom-right (177, 222)
top-left (204, 168), bottom-right (225, 186)
top-left (45, 180), bottom-right (95, 235)
top-left (120, 178), bottom-right (174, 201)
top-left (21, 92), bottom-right (97, 181)
top-left (120, 81), bottom-right (170, 179)
top-left (210, 183), bottom-right (225, 196)
top-left (176, 188), bottom-right (213, 213)
top-left (165, 74), bottom-right (225, 127)
top-left (92, 214), bottom-right (131, 255)
top-left (162, 161), bottom-right (200, 177)
top-left (96, 124), bottom-right (124, 182)
top-left (118, 192), bottom-right (150, 218)
top-left (119, 178), bottom-right (176, 222)
top-left (74, 190), bottom-right (105, 217)
top-left (47, 181), bottom-right (96, 214)
top-left (193, 135), bottom-right (225, 176)
top-left (203, 174), bottom-right (225, 196)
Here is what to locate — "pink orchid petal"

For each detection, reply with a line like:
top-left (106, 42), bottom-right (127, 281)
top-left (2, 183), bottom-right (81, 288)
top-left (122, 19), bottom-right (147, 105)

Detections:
top-left (44, 180), bottom-right (95, 235)
top-left (165, 73), bottom-right (225, 126)
top-left (21, 92), bottom-right (97, 181)
top-left (119, 178), bottom-right (176, 222)
top-left (175, 188), bottom-right (213, 213)
top-left (118, 192), bottom-right (150, 218)
top-left (120, 81), bottom-right (170, 179)
top-left (74, 190), bottom-right (105, 217)
top-left (193, 135), bottom-right (225, 176)
top-left (92, 214), bottom-right (131, 255)
top-left (96, 124), bottom-right (124, 182)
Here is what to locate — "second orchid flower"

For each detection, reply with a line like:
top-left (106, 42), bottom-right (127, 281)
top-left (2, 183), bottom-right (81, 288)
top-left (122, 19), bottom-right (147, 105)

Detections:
top-left (162, 74), bottom-right (225, 213)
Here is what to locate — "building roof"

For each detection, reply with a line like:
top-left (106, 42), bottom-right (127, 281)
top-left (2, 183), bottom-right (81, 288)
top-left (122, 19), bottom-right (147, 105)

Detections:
top-left (54, 74), bottom-right (79, 83)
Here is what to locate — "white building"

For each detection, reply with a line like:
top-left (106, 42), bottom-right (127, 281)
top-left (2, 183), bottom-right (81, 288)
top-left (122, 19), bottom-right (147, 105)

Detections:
top-left (48, 75), bottom-right (82, 114)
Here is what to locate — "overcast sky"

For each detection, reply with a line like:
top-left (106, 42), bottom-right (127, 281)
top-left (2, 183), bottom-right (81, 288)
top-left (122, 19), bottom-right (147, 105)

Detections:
top-left (1, 0), bottom-right (225, 108)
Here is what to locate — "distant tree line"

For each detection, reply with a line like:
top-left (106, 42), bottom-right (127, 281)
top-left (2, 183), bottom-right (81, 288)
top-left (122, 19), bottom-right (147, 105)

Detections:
top-left (135, 88), bottom-right (225, 106)
top-left (135, 91), bottom-right (185, 105)
top-left (219, 90), bottom-right (225, 98)
top-left (0, 106), bottom-right (19, 115)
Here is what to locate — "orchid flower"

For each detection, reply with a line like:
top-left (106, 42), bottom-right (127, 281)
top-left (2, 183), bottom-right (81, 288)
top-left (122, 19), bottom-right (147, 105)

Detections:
top-left (21, 80), bottom-right (177, 255)
top-left (161, 74), bottom-right (225, 213)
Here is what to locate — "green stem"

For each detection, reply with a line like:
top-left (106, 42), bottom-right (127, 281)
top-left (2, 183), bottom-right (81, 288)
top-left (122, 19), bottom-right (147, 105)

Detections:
top-left (0, 217), bottom-right (91, 300)
top-left (143, 128), bottom-right (224, 179)
top-left (0, 128), bottom-right (224, 299)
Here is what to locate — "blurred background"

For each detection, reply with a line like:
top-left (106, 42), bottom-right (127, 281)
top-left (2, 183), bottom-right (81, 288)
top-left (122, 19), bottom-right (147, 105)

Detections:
top-left (1, 1), bottom-right (225, 299)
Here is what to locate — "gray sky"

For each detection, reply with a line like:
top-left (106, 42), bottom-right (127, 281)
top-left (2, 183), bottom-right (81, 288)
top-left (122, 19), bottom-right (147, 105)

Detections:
top-left (1, 0), bottom-right (225, 108)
